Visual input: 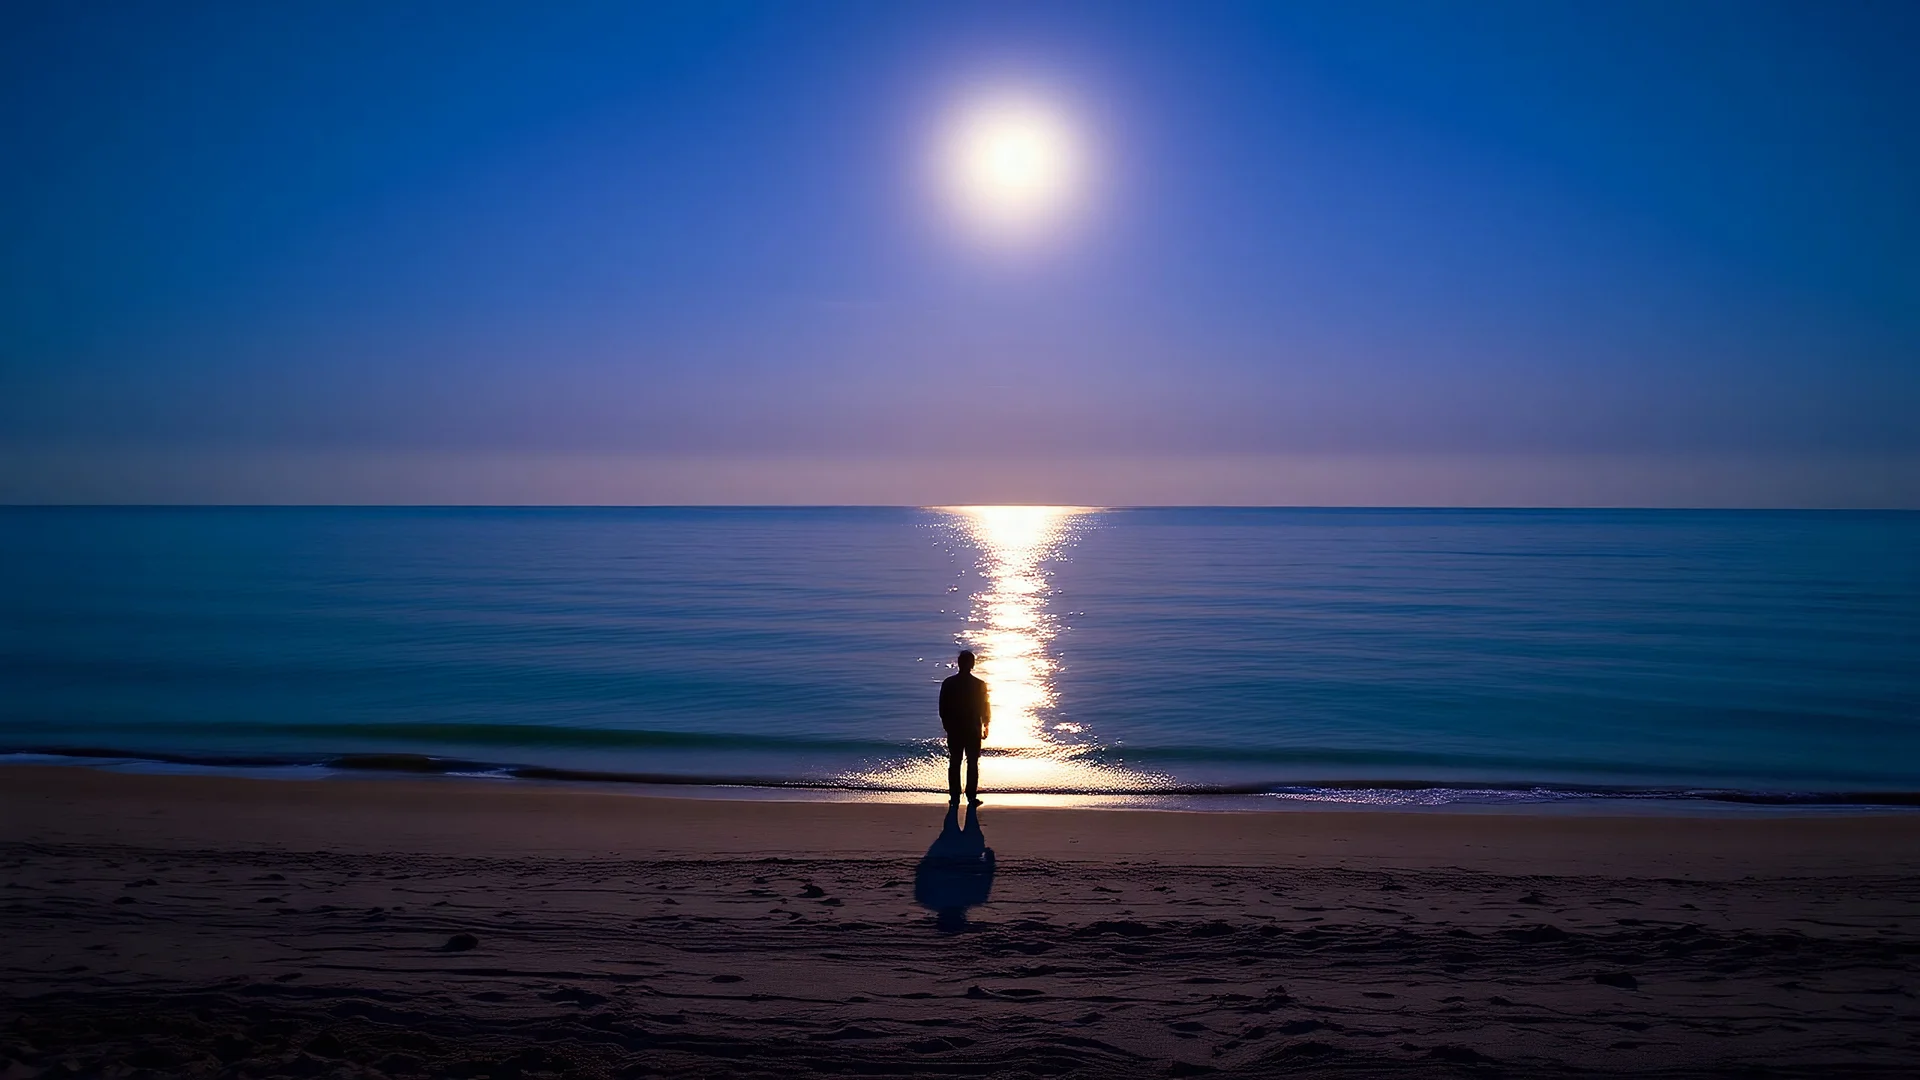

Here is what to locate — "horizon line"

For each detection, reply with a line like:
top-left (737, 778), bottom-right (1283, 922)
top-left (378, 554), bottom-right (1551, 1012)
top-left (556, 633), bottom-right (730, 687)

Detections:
top-left (4, 503), bottom-right (1915, 513)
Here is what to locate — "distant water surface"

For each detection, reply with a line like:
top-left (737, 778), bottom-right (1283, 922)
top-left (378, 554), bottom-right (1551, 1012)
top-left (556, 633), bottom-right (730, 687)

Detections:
top-left (2, 507), bottom-right (1916, 807)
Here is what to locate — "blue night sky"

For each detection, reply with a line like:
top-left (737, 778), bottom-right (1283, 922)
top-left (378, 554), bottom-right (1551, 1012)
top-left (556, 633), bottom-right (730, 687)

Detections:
top-left (2, 1), bottom-right (1916, 505)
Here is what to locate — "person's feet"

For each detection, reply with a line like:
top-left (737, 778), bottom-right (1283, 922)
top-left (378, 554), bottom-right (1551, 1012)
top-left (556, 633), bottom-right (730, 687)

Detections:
top-left (948, 793), bottom-right (960, 804)
top-left (966, 794), bottom-right (982, 805)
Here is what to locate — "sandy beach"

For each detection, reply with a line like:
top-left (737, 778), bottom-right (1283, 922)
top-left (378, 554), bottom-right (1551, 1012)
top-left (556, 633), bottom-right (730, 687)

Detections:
top-left (3, 767), bottom-right (1918, 1078)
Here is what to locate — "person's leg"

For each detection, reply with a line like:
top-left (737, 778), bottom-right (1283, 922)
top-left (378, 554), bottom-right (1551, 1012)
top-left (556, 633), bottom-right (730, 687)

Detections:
top-left (947, 740), bottom-right (962, 801)
top-left (964, 744), bottom-right (981, 799)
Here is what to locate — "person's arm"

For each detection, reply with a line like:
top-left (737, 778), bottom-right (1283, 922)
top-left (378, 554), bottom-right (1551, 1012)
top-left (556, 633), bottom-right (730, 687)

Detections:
top-left (979, 683), bottom-right (991, 742)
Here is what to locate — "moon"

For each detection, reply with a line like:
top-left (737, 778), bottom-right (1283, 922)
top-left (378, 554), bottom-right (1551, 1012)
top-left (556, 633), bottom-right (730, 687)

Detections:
top-left (934, 90), bottom-right (1087, 244)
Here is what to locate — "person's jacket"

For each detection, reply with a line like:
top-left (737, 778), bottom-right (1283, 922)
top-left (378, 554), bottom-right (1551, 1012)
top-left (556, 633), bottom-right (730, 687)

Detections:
top-left (938, 672), bottom-right (990, 738)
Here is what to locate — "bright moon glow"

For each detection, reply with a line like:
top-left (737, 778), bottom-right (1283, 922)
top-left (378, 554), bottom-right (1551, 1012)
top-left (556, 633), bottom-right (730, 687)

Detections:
top-left (935, 91), bottom-right (1087, 244)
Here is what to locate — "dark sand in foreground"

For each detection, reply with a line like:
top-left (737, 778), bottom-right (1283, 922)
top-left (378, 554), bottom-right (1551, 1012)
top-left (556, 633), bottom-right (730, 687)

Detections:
top-left (4, 767), bottom-right (1918, 1077)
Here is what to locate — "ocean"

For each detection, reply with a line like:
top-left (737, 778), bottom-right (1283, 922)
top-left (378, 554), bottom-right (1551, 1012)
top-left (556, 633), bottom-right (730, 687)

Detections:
top-left (2, 506), bottom-right (1916, 808)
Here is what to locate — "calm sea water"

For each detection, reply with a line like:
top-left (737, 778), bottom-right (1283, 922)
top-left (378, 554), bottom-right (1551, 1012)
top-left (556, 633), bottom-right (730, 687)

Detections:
top-left (2, 507), bottom-right (1916, 807)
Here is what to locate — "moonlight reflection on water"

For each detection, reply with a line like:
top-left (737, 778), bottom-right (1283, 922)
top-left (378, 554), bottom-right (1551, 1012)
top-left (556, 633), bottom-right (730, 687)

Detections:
top-left (849, 506), bottom-right (1166, 797)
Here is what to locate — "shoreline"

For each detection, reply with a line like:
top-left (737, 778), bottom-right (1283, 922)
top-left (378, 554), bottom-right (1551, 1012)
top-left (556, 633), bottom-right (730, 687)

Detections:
top-left (8, 765), bottom-right (1920, 877)
top-left (9, 749), bottom-right (1920, 814)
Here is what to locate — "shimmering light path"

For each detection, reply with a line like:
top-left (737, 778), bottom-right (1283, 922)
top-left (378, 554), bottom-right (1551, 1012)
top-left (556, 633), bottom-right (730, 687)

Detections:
top-left (850, 506), bottom-right (1165, 799)
top-left (952, 505), bottom-right (1077, 750)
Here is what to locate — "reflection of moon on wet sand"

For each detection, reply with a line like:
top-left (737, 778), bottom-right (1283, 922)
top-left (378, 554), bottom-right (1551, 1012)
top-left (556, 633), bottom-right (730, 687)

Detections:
top-left (913, 805), bottom-right (994, 932)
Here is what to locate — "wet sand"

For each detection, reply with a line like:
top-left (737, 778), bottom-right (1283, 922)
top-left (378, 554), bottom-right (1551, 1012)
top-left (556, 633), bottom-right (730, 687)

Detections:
top-left (3, 766), bottom-right (1918, 1077)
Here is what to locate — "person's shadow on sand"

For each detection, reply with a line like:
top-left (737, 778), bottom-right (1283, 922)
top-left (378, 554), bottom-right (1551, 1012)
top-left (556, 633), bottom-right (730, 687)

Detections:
top-left (913, 804), bottom-right (994, 933)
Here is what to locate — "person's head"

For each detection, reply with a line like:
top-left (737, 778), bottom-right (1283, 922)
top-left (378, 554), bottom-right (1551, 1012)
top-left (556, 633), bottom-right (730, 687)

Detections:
top-left (957, 650), bottom-right (975, 672)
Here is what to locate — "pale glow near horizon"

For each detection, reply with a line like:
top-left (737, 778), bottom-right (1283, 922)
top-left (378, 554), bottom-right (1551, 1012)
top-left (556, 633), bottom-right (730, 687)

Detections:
top-left (933, 90), bottom-right (1088, 245)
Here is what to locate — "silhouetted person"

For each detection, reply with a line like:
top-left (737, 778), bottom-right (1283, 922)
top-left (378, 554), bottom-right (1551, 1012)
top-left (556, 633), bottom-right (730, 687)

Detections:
top-left (938, 650), bottom-right (991, 803)
top-left (914, 803), bottom-right (994, 932)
